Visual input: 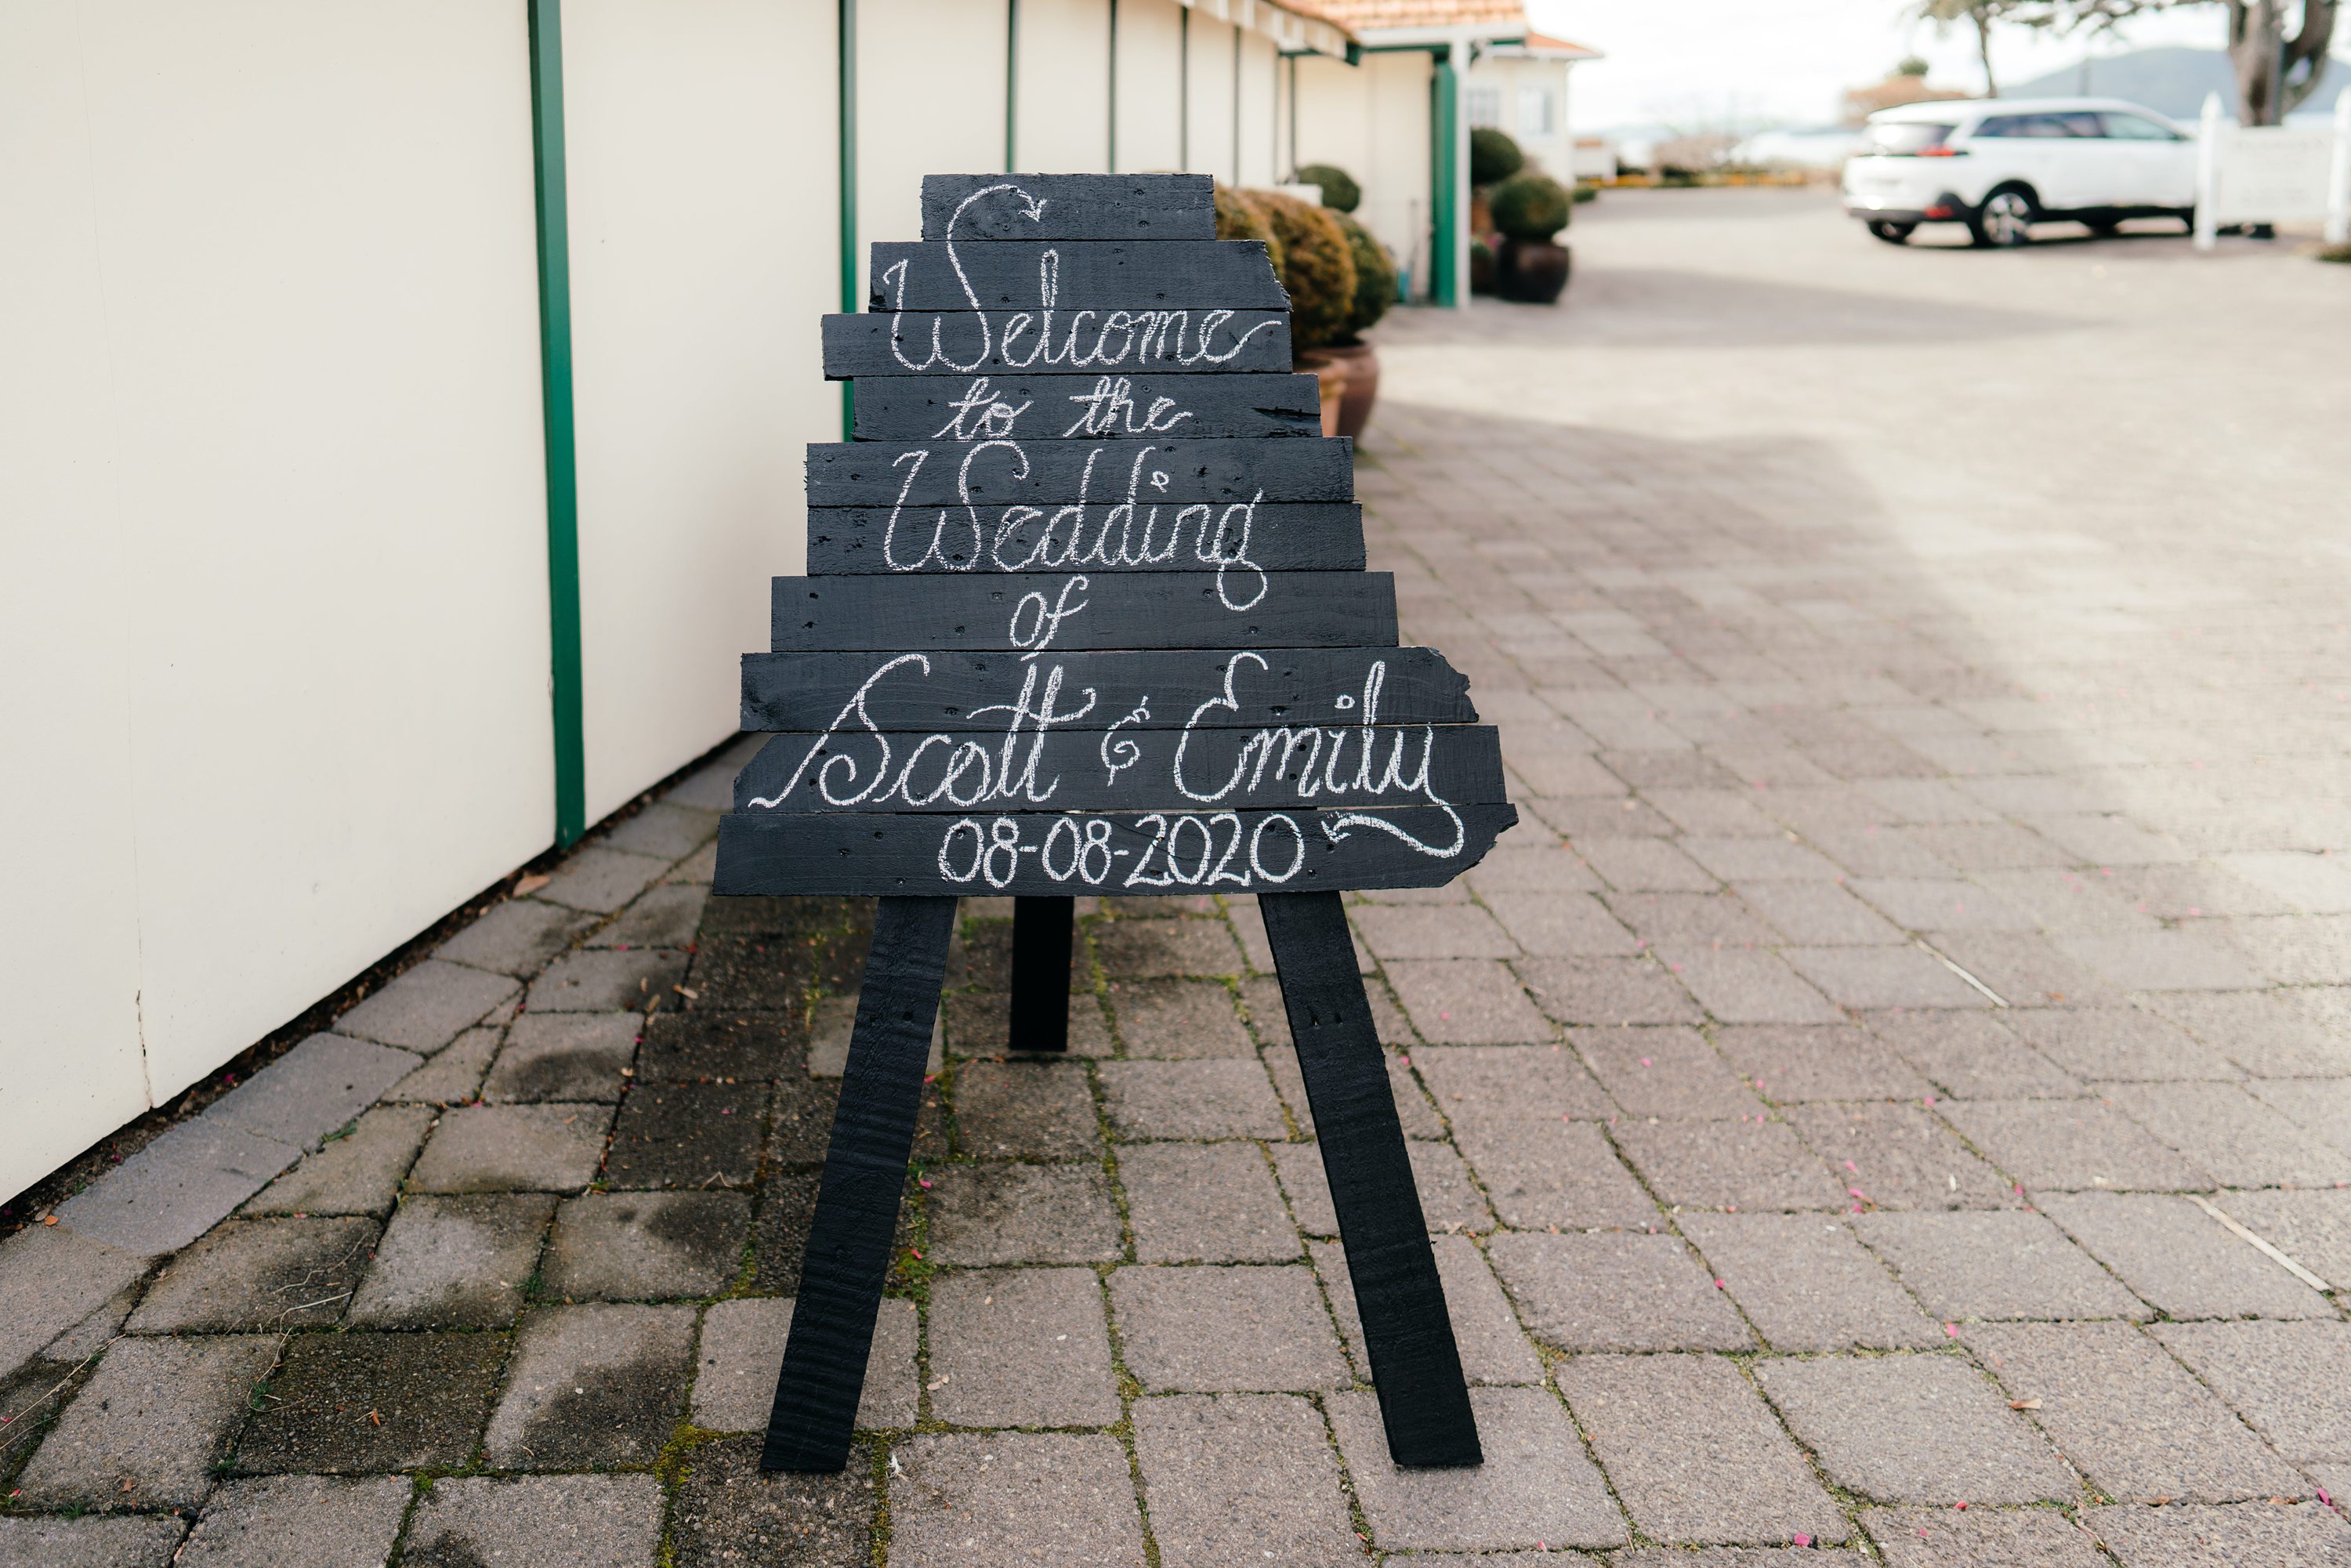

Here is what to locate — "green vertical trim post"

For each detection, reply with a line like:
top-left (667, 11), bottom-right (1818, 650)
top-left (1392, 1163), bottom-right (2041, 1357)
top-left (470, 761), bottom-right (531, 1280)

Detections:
top-left (1107, 0), bottom-right (1118, 172)
top-left (1005, 0), bottom-right (1019, 170)
top-left (1430, 46), bottom-right (1458, 308)
top-left (839, 0), bottom-right (857, 439)
top-left (527, 0), bottom-right (587, 846)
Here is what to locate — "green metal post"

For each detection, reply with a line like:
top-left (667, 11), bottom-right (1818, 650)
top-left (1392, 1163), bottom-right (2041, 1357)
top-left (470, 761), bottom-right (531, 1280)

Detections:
top-left (1005, 0), bottom-right (1019, 170)
top-left (1430, 47), bottom-right (1458, 308)
top-left (527, 0), bottom-right (587, 846)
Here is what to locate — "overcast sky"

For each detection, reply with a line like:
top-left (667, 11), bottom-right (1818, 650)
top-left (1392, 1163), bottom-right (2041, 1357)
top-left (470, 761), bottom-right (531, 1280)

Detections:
top-left (1526, 0), bottom-right (2254, 129)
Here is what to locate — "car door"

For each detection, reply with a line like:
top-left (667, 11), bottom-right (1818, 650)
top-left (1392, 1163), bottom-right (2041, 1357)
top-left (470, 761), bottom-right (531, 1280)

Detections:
top-left (2043, 110), bottom-right (2117, 211)
top-left (1970, 113), bottom-right (2080, 210)
top-left (2100, 110), bottom-right (2195, 208)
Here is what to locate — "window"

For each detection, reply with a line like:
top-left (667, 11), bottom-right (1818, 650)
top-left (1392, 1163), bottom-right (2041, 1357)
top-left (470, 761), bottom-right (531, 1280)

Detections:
top-left (2103, 112), bottom-right (2180, 140)
top-left (1519, 85), bottom-right (1556, 136)
top-left (1975, 113), bottom-right (2081, 139)
top-left (1865, 121), bottom-right (1954, 155)
top-left (2052, 110), bottom-right (2105, 137)
top-left (1466, 85), bottom-right (1502, 129)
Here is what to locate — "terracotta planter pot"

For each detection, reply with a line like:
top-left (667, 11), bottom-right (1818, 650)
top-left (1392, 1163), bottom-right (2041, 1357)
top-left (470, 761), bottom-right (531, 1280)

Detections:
top-left (1497, 238), bottom-right (1571, 304)
top-left (1299, 353), bottom-right (1349, 436)
top-left (1315, 342), bottom-right (1381, 440)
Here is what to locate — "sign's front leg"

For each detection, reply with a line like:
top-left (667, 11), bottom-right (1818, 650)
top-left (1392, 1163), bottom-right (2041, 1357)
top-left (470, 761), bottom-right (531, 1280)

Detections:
top-left (1259, 889), bottom-right (1483, 1468)
top-left (762, 895), bottom-right (958, 1472)
top-left (1009, 896), bottom-right (1074, 1052)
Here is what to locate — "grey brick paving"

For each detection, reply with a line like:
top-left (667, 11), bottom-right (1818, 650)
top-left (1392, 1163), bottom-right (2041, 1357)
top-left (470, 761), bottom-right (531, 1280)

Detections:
top-left (1098, 1059), bottom-right (1284, 1139)
top-left (1454, 1119), bottom-right (1660, 1229)
top-left (1271, 1136), bottom-right (1487, 1235)
top-left (1124, 1142), bottom-right (1296, 1261)
top-left (53, 1117), bottom-right (301, 1257)
top-left (534, 846), bottom-right (672, 914)
top-left (1614, 1118), bottom-right (1846, 1211)
top-left (1103, 977), bottom-right (1253, 1058)
top-left (2150, 1320), bottom-right (2351, 1465)
top-left (335, 960), bottom-right (518, 1053)
top-left (385, 1026), bottom-right (498, 1104)
top-left (542, 1190), bottom-right (748, 1300)
top-left (348, 1193), bottom-right (553, 1327)
top-left (693, 1296), bottom-right (917, 1431)
top-left (1132, 1394), bottom-right (1359, 1568)
top-left (1576, 1026), bottom-right (1763, 1118)
top-left (1262, 1041), bottom-right (1445, 1135)
top-left (15, 1334), bottom-right (279, 1508)
top-left (1852, 1209), bottom-right (2148, 1322)
top-left (1755, 1354), bottom-right (2074, 1505)
top-left (1331, 1385), bottom-right (1627, 1550)
top-left (929, 1268), bottom-right (1119, 1426)
top-left (1312, 1233), bottom-right (1544, 1384)
top-left (483, 1302), bottom-right (695, 1468)
top-left (1679, 1211), bottom-right (1938, 1350)
top-left (889, 1432), bottom-right (1145, 1568)
top-left (527, 947), bottom-right (687, 1012)
top-left (1559, 1353), bottom-right (1844, 1544)
top-left (1862, 1011), bottom-right (2085, 1099)
top-left (0, 1516), bottom-right (187, 1568)
top-left (2085, 1501), bottom-right (2351, 1566)
top-left (402, 1473), bottom-right (664, 1566)
top-left (1487, 1231), bottom-right (1751, 1352)
top-left (407, 1103), bottom-right (611, 1193)
top-left (245, 1103), bottom-right (434, 1215)
top-left (668, 1434), bottom-right (872, 1567)
top-left (951, 1059), bottom-right (1098, 1157)
top-left (126, 1216), bottom-right (375, 1332)
top-left (1866, 1507), bottom-right (2110, 1567)
top-left (234, 1330), bottom-right (506, 1473)
top-left (2038, 1191), bottom-right (2334, 1320)
top-left (205, 1034), bottom-right (421, 1151)
top-left (178, 1474), bottom-right (411, 1568)
top-left (483, 1012), bottom-right (641, 1103)
top-left (1940, 1099), bottom-right (2209, 1192)
top-left (436, 896), bottom-right (596, 976)
top-left (594, 882), bottom-right (709, 947)
top-left (928, 1163), bottom-right (1122, 1265)
top-left (2212, 1187), bottom-right (2351, 1286)
top-left (1967, 1321), bottom-right (2302, 1501)
top-left (1788, 1101), bottom-right (2016, 1210)
top-left (1108, 1265), bottom-right (1349, 1392)
top-left (0, 1225), bottom-right (147, 1382)
top-left (1714, 1023), bottom-right (1929, 1102)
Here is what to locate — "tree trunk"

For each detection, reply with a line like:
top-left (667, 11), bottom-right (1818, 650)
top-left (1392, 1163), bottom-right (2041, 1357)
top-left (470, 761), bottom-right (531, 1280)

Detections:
top-left (1975, 8), bottom-right (1999, 97)
top-left (2233, 0), bottom-right (2283, 127)
top-left (2284, 0), bottom-right (2338, 114)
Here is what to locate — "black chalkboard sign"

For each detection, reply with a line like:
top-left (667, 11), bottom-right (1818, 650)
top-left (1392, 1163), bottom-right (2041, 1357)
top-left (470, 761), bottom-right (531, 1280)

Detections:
top-left (723, 172), bottom-right (1494, 1478)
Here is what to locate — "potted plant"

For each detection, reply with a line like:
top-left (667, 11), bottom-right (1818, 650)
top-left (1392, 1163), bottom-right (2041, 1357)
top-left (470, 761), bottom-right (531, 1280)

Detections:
top-left (1293, 162), bottom-right (1361, 216)
top-left (1248, 189), bottom-right (1359, 436)
top-left (1322, 211), bottom-right (1396, 438)
top-left (1468, 129), bottom-right (1523, 295)
top-left (1490, 170), bottom-right (1572, 305)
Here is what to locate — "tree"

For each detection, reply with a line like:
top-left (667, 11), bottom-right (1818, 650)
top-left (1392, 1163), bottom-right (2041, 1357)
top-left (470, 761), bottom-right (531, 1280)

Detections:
top-left (2023, 0), bottom-right (2338, 123)
top-left (1911, 0), bottom-right (2033, 98)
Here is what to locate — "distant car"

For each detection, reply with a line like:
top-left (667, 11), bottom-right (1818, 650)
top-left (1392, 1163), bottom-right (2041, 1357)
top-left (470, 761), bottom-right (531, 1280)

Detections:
top-left (1842, 96), bottom-right (2198, 247)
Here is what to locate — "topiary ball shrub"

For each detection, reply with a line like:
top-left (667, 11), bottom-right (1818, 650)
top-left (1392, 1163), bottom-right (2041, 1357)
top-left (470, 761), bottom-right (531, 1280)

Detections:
top-left (1491, 171), bottom-right (1570, 243)
top-left (1213, 182), bottom-right (1285, 281)
top-left (1295, 163), bottom-right (1361, 213)
top-left (1252, 189), bottom-right (1359, 353)
top-left (1330, 212), bottom-right (1397, 342)
top-left (1469, 127), bottom-right (1524, 187)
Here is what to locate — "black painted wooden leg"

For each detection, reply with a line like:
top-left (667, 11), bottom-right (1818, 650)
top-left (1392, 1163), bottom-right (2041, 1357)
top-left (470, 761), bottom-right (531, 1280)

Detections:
top-left (1259, 890), bottom-right (1482, 1468)
top-left (1008, 896), bottom-right (1073, 1053)
top-left (762, 895), bottom-right (958, 1472)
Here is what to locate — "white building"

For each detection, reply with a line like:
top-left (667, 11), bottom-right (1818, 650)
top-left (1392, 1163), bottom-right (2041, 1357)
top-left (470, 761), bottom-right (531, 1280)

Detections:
top-left (1464, 32), bottom-right (1603, 189)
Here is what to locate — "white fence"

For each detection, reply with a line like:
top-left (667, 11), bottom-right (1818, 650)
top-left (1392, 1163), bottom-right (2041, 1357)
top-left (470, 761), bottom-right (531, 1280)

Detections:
top-left (2195, 90), bottom-right (2351, 249)
top-left (0, 0), bottom-right (1346, 1204)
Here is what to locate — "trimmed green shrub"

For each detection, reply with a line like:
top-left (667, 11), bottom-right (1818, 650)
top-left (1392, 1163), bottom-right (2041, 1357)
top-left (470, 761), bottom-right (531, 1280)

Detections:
top-left (1212, 182), bottom-right (1285, 281)
top-left (1252, 189), bottom-right (1358, 352)
top-left (1331, 212), bottom-right (1396, 341)
top-left (1294, 163), bottom-right (1361, 213)
top-left (1469, 127), bottom-right (1523, 187)
top-left (1491, 171), bottom-right (1570, 242)
top-left (1572, 183), bottom-right (1599, 204)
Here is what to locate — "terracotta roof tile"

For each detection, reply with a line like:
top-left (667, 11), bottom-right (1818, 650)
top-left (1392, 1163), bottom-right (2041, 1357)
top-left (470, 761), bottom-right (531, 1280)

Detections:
top-left (1311, 0), bottom-right (1527, 31)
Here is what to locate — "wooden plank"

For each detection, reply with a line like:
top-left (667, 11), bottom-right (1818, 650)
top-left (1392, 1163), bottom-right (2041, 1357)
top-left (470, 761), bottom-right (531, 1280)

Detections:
top-left (806, 501), bottom-right (1363, 576)
top-left (870, 241), bottom-right (1284, 311)
top-left (806, 438), bottom-right (1352, 507)
top-left (770, 572), bottom-right (1396, 653)
top-left (921, 173), bottom-right (1215, 241)
top-left (849, 373), bottom-right (1320, 442)
top-left (741, 647), bottom-right (1476, 734)
top-left (821, 311), bottom-right (1291, 379)
top-left (761, 895), bottom-right (957, 1472)
top-left (715, 803), bottom-right (1519, 898)
top-left (1009, 898), bottom-right (1074, 1053)
top-left (732, 725), bottom-right (1507, 817)
top-left (1259, 891), bottom-right (1482, 1468)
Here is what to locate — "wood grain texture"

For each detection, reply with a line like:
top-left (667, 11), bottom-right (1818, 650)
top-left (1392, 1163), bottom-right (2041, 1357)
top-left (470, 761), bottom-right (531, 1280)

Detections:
top-left (806, 438), bottom-right (1353, 506)
top-left (821, 311), bottom-right (1292, 379)
top-left (1260, 891), bottom-right (1482, 1468)
top-left (741, 647), bottom-right (1476, 733)
top-left (762, 895), bottom-right (958, 1472)
top-left (871, 241), bottom-right (1284, 310)
top-left (732, 725), bottom-right (1508, 815)
top-left (921, 173), bottom-right (1215, 241)
top-left (806, 501), bottom-right (1363, 575)
top-left (849, 372), bottom-right (1320, 442)
top-left (714, 802), bottom-right (1518, 897)
top-left (770, 572), bottom-right (1396, 653)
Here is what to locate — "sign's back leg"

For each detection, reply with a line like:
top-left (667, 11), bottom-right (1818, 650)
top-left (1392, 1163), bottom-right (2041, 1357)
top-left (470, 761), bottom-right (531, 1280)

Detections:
top-left (1009, 896), bottom-right (1074, 1052)
top-left (762, 894), bottom-right (958, 1472)
top-left (1259, 889), bottom-right (1482, 1468)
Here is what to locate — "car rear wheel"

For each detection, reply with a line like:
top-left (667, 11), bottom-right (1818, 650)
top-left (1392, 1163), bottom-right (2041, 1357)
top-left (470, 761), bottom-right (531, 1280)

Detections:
top-left (1868, 220), bottom-right (1916, 244)
top-left (1969, 187), bottom-right (2037, 248)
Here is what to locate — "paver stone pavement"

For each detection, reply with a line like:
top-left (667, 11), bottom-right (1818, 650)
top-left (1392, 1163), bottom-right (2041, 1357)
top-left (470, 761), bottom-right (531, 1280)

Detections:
top-left (5, 191), bottom-right (2351, 1564)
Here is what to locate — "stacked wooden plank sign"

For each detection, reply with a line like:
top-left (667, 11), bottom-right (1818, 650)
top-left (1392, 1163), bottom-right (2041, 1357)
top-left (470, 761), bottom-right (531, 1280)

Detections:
top-left (717, 172), bottom-right (1511, 1474)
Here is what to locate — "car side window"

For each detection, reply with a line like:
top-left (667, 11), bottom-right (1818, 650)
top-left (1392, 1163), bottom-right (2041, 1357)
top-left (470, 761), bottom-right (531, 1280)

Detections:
top-left (1973, 114), bottom-right (2021, 138)
top-left (2053, 112), bottom-right (2106, 137)
top-left (2103, 113), bottom-right (2179, 140)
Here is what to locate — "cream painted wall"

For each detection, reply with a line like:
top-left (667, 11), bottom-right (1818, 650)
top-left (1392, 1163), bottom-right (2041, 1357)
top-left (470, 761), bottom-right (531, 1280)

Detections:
top-left (563, 0), bottom-right (837, 824)
top-left (1295, 49), bottom-right (1434, 296)
top-left (1184, 13), bottom-right (1239, 181)
top-left (1237, 29), bottom-right (1281, 185)
top-left (1016, 0), bottom-right (1112, 172)
top-left (859, 0), bottom-right (1011, 245)
top-left (1114, 0), bottom-right (1184, 171)
top-left (0, 0), bottom-right (554, 1175)
top-left (0, 2), bottom-right (152, 1200)
top-left (1467, 54), bottom-right (1575, 186)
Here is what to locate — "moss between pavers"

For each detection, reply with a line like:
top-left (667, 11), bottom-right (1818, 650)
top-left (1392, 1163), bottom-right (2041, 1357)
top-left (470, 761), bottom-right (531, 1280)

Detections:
top-left (234, 1331), bottom-right (507, 1474)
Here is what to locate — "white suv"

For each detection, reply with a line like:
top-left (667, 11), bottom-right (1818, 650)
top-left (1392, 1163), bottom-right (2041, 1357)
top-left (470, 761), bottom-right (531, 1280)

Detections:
top-left (1842, 96), bottom-right (2198, 247)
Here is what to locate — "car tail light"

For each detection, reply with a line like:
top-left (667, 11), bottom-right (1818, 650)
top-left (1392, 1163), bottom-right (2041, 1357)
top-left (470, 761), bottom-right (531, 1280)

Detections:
top-left (1923, 204), bottom-right (1955, 219)
top-left (1914, 146), bottom-right (1965, 158)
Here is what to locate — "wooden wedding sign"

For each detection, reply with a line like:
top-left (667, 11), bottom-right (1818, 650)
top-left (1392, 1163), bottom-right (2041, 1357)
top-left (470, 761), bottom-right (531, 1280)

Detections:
top-left (716, 173), bottom-right (1510, 1472)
